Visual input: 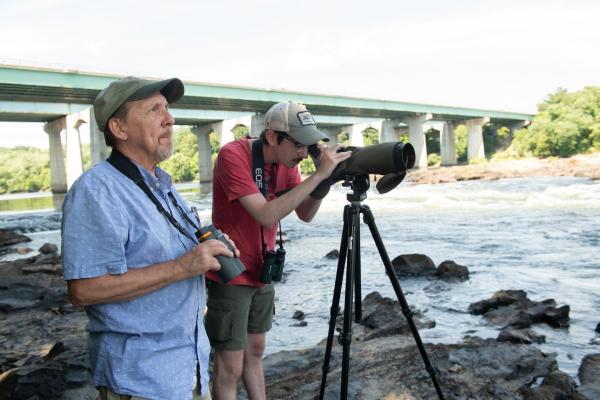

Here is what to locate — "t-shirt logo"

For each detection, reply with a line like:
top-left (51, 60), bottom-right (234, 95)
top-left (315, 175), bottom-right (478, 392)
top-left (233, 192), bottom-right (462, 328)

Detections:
top-left (297, 111), bottom-right (316, 126)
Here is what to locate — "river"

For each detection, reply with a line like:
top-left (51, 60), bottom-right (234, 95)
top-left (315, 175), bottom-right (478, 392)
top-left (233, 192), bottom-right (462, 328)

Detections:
top-left (1, 176), bottom-right (599, 379)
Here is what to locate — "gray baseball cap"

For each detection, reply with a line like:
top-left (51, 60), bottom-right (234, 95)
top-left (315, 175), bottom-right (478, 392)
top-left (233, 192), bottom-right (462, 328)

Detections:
top-left (264, 102), bottom-right (329, 145)
top-left (93, 76), bottom-right (184, 132)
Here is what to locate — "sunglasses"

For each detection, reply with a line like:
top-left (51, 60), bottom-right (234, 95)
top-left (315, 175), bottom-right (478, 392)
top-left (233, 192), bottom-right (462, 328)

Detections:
top-left (275, 131), bottom-right (307, 149)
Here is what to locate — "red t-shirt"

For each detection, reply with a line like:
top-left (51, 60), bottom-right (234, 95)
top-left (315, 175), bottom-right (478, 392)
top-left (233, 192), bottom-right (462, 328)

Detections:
top-left (207, 138), bottom-right (302, 287)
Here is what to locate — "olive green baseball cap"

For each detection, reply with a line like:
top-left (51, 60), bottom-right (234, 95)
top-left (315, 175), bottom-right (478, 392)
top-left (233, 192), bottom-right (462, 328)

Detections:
top-left (93, 76), bottom-right (184, 132)
top-left (264, 101), bottom-right (329, 145)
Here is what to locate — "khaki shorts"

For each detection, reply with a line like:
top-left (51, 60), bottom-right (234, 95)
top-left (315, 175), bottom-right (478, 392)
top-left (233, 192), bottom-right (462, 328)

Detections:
top-left (96, 385), bottom-right (210, 400)
top-left (205, 281), bottom-right (275, 351)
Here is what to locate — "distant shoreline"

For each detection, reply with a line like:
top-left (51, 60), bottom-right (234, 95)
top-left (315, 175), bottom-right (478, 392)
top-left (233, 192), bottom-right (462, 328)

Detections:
top-left (405, 152), bottom-right (600, 185)
top-left (2, 153), bottom-right (599, 200)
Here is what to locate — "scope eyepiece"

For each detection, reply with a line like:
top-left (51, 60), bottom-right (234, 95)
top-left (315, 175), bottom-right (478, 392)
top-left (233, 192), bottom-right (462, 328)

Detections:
top-left (393, 142), bottom-right (415, 171)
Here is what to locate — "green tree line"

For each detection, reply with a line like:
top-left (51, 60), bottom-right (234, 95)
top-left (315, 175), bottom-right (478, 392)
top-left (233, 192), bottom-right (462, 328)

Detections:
top-left (1, 86), bottom-right (598, 193)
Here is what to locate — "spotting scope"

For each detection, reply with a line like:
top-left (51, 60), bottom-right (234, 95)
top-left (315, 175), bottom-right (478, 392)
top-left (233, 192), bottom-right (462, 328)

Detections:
top-left (310, 141), bottom-right (416, 198)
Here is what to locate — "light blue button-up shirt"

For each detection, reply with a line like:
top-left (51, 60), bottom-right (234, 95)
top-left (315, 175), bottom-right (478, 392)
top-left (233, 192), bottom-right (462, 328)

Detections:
top-left (62, 160), bottom-right (210, 400)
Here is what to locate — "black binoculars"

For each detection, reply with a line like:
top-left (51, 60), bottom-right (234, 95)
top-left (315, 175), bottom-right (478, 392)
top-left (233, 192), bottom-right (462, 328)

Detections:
top-left (259, 247), bottom-right (286, 284)
top-left (196, 225), bottom-right (246, 283)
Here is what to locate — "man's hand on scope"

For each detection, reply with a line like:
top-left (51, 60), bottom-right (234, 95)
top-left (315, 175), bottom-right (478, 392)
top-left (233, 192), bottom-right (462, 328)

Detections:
top-left (312, 143), bottom-right (352, 181)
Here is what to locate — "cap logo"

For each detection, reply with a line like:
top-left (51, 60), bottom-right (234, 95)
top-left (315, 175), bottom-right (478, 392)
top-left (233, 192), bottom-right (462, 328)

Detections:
top-left (297, 111), bottom-right (316, 126)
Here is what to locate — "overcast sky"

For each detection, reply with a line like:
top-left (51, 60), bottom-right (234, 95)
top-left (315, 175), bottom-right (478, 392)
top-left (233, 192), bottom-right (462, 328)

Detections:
top-left (2, 0), bottom-right (599, 147)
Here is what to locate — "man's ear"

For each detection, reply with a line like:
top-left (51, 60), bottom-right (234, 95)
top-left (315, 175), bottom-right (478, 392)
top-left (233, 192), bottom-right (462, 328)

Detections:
top-left (264, 129), bottom-right (279, 146)
top-left (107, 118), bottom-right (127, 141)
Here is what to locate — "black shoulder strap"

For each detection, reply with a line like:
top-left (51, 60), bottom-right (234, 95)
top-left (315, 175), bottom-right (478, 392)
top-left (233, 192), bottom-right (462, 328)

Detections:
top-left (107, 149), bottom-right (196, 242)
top-left (250, 138), bottom-right (285, 253)
top-left (252, 138), bottom-right (267, 197)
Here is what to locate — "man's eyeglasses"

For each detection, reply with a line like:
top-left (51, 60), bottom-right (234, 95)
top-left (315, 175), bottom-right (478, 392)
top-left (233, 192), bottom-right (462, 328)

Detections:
top-left (275, 131), bottom-right (307, 149)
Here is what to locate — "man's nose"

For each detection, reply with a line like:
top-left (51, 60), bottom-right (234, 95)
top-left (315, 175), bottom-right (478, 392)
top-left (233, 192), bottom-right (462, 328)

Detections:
top-left (164, 109), bottom-right (175, 126)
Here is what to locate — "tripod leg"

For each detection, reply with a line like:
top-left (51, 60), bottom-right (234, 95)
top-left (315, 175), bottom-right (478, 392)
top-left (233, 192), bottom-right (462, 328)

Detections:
top-left (361, 205), bottom-right (446, 400)
top-left (339, 203), bottom-right (361, 400)
top-left (354, 218), bottom-right (362, 323)
top-left (319, 205), bottom-right (350, 400)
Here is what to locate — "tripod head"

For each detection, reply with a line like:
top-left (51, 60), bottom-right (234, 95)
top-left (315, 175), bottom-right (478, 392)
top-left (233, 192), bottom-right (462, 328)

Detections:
top-left (342, 175), bottom-right (370, 202)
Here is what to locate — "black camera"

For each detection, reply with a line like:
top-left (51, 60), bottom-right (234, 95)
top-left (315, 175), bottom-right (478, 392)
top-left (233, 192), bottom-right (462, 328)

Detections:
top-left (260, 247), bottom-right (286, 283)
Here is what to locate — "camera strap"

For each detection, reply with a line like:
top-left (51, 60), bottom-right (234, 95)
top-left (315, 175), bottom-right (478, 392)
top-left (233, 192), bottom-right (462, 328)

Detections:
top-left (251, 139), bottom-right (284, 255)
top-left (107, 149), bottom-right (198, 243)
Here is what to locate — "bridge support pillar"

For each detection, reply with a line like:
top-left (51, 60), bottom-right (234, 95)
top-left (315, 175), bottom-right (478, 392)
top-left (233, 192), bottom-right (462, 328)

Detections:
top-left (440, 121), bottom-right (457, 166)
top-left (381, 119), bottom-right (400, 143)
top-left (44, 118), bottom-right (68, 194)
top-left (192, 125), bottom-right (213, 184)
top-left (65, 114), bottom-right (85, 189)
top-left (213, 115), bottom-right (252, 146)
top-left (402, 114), bottom-right (431, 169)
top-left (341, 124), bottom-right (366, 147)
top-left (466, 117), bottom-right (489, 162)
top-left (250, 113), bottom-right (265, 138)
top-left (89, 108), bottom-right (109, 165)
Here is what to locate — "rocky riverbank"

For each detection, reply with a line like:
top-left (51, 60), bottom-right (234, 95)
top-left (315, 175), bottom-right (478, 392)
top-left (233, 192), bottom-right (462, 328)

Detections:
top-left (2, 230), bottom-right (600, 399)
top-left (254, 290), bottom-right (600, 399)
top-left (405, 152), bottom-right (600, 185)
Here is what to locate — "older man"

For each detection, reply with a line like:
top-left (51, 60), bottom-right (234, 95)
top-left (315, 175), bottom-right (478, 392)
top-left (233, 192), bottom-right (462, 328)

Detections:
top-left (62, 76), bottom-right (236, 399)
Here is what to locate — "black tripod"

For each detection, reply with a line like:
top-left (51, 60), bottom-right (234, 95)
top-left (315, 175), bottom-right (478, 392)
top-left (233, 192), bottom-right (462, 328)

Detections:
top-left (318, 176), bottom-right (445, 400)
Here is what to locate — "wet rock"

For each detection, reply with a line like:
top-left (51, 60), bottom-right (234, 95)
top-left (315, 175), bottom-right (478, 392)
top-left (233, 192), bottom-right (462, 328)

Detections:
top-left (0, 338), bottom-right (93, 400)
top-left (292, 310), bottom-right (305, 320)
top-left (324, 249), bottom-right (339, 259)
top-left (0, 255), bottom-right (91, 400)
top-left (578, 353), bottom-right (600, 399)
top-left (521, 370), bottom-right (586, 399)
top-left (595, 322), bottom-right (600, 333)
top-left (434, 260), bottom-right (469, 281)
top-left (0, 276), bottom-right (46, 311)
top-left (468, 289), bottom-right (527, 315)
top-left (11, 250), bottom-right (62, 266)
top-left (261, 334), bottom-right (560, 400)
top-left (336, 291), bottom-right (435, 342)
top-left (291, 321), bottom-right (308, 327)
top-left (39, 243), bottom-right (58, 254)
top-left (468, 289), bottom-right (570, 329)
top-left (497, 327), bottom-right (545, 344)
top-left (0, 229), bottom-right (31, 247)
top-left (391, 253), bottom-right (436, 277)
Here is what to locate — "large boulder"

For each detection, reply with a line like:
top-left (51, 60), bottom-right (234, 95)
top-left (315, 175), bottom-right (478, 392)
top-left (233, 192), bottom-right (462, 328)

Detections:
top-left (0, 339), bottom-right (95, 400)
top-left (520, 370), bottom-right (587, 399)
top-left (434, 260), bottom-right (469, 281)
top-left (0, 229), bottom-right (31, 247)
top-left (468, 289), bottom-right (570, 329)
top-left (391, 254), bottom-right (436, 277)
top-left (578, 353), bottom-right (600, 399)
top-left (340, 291), bottom-right (435, 341)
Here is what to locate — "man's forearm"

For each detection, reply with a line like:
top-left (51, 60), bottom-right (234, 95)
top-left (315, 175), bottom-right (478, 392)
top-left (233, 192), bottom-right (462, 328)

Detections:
top-left (67, 259), bottom-right (187, 307)
top-left (240, 171), bottom-right (327, 226)
top-left (295, 196), bottom-right (322, 222)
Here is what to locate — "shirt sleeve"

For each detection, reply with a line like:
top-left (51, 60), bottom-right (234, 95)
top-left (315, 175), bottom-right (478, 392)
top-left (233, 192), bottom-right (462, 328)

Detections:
top-left (214, 144), bottom-right (260, 202)
top-left (62, 185), bottom-right (129, 280)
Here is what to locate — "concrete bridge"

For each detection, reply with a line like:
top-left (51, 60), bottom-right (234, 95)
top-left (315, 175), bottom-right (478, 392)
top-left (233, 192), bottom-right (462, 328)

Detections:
top-left (0, 64), bottom-right (533, 193)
